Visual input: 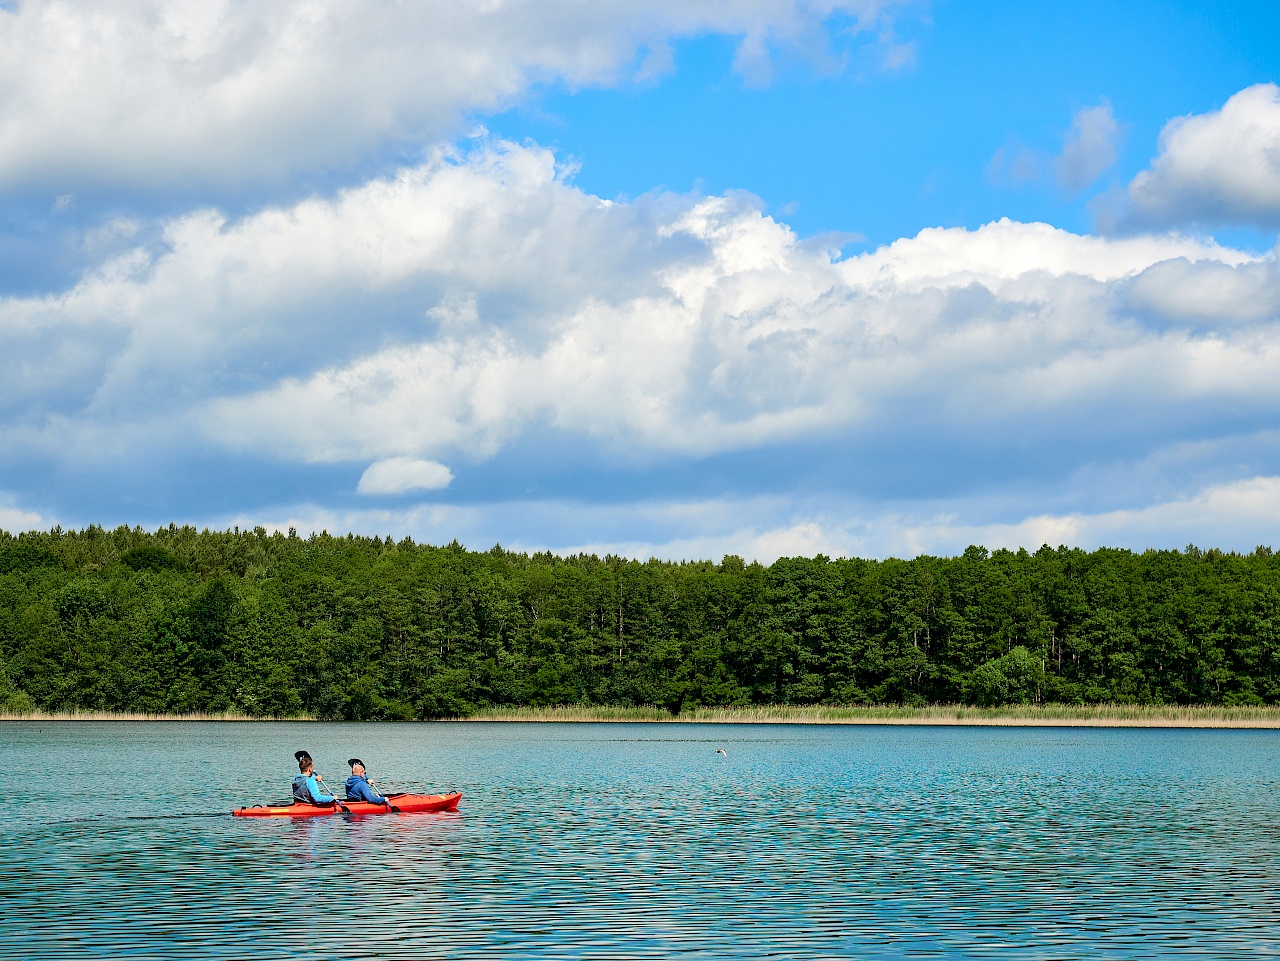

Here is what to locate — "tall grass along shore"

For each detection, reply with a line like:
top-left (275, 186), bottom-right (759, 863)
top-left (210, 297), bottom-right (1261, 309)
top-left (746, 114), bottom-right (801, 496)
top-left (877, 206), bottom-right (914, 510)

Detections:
top-left (462, 703), bottom-right (1280, 727)
top-left (10, 703), bottom-right (1280, 727)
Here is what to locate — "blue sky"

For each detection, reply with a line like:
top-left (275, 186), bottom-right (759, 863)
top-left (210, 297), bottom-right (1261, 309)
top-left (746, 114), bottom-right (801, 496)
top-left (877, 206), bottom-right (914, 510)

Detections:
top-left (1, 0), bottom-right (1279, 559)
top-left (491, 0), bottom-right (1279, 244)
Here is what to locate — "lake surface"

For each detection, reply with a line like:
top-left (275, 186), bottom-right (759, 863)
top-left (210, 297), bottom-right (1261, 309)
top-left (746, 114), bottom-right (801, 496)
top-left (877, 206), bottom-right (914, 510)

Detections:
top-left (2, 722), bottom-right (1279, 960)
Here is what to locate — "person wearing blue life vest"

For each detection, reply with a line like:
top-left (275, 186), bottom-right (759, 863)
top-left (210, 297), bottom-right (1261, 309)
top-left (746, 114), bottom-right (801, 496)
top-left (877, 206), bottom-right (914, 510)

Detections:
top-left (291, 750), bottom-right (337, 805)
top-left (345, 758), bottom-right (389, 805)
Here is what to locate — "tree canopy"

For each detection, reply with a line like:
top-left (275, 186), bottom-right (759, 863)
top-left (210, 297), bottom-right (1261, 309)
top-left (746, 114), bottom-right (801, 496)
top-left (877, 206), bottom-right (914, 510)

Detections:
top-left (2, 526), bottom-right (1278, 718)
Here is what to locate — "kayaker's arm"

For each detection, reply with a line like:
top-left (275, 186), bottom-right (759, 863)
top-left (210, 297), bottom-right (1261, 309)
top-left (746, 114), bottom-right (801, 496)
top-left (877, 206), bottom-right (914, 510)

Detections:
top-left (344, 774), bottom-right (389, 805)
top-left (306, 773), bottom-right (336, 804)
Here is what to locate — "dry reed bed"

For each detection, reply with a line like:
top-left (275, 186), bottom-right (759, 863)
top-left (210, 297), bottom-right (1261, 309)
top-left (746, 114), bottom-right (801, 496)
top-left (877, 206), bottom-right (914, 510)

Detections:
top-left (6, 704), bottom-right (1280, 726)
top-left (464, 703), bottom-right (1280, 727)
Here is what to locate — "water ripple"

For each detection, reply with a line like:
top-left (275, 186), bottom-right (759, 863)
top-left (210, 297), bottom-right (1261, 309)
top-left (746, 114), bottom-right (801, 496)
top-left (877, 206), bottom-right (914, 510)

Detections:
top-left (2, 722), bottom-right (1279, 959)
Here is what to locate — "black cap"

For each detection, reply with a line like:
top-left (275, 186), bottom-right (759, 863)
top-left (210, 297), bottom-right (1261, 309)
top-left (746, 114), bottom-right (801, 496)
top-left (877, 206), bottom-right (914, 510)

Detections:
top-left (294, 750), bottom-right (312, 762)
top-left (347, 758), bottom-right (363, 768)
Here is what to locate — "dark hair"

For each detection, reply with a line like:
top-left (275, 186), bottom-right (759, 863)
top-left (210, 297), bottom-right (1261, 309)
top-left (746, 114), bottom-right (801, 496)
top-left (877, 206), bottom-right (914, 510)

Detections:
top-left (298, 756), bottom-right (314, 773)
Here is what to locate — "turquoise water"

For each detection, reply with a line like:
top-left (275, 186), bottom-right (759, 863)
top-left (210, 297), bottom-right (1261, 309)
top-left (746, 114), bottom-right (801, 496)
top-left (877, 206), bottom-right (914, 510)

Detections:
top-left (1, 722), bottom-right (1278, 960)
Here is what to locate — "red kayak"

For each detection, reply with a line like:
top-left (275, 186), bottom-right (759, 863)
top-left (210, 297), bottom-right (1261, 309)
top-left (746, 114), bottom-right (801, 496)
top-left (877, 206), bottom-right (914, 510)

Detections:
top-left (233, 791), bottom-right (461, 818)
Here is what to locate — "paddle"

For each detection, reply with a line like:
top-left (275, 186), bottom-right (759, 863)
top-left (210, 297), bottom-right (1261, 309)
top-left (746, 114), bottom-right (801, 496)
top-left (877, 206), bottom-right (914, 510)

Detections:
top-left (362, 776), bottom-right (400, 812)
top-left (367, 774), bottom-right (396, 810)
top-left (315, 775), bottom-right (351, 812)
top-left (347, 765), bottom-right (399, 811)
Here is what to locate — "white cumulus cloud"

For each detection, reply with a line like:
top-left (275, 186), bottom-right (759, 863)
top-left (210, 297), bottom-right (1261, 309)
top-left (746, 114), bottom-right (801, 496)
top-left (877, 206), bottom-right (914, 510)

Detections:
top-left (0, 140), bottom-right (1273, 479)
top-left (1, 140), bottom-right (1279, 558)
top-left (0, 0), bottom-right (908, 192)
top-left (199, 196), bottom-right (1267, 464)
top-left (0, 497), bottom-right (45, 534)
top-left (357, 458), bottom-right (454, 496)
top-left (1126, 83), bottom-right (1280, 229)
top-left (1124, 256), bottom-right (1280, 323)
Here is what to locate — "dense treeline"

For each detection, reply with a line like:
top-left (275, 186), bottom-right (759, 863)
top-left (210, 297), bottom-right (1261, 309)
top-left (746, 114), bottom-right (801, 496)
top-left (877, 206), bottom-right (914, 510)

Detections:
top-left (1, 525), bottom-right (1279, 718)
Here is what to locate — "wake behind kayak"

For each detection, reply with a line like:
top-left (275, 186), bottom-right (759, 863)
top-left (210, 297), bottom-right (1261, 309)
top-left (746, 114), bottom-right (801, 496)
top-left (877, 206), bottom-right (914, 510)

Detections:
top-left (233, 791), bottom-right (462, 818)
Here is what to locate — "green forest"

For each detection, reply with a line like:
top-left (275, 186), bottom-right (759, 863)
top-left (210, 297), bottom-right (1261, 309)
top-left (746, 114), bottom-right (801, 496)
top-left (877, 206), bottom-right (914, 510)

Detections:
top-left (2, 525), bottom-right (1279, 718)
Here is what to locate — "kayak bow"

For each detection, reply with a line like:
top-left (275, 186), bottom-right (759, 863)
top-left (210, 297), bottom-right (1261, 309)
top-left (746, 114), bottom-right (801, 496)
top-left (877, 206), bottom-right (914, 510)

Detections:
top-left (233, 791), bottom-right (461, 818)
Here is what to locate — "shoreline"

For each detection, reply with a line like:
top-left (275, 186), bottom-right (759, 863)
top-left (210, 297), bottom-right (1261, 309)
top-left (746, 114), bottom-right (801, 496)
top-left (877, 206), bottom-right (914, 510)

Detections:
top-left (7, 703), bottom-right (1280, 728)
top-left (460, 704), bottom-right (1280, 728)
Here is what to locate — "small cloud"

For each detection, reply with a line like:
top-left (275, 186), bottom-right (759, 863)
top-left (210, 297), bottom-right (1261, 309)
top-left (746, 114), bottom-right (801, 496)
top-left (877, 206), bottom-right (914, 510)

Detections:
top-left (879, 38), bottom-right (916, 72)
top-left (1124, 83), bottom-right (1280, 229)
top-left (731, 30), bottom-right (773, 88)
top-left (633, 41), bottom-right (675, 84)
top-left (1056, 101), bottom-right (1120, 193)
top-left (426, 291), bottom-right (480, 332)
top-left (1085, 184), bottom-right (1127, 234)
top-left (986, 143), bottom-right (1044, 188)
top-left (988, 102), bottom-right (1121, 195)
top-left (53, 193), bottom-right (74, 212)
top-left (0, 495), bottom-right (45, 533)
top-left (357, 457), bottom-right (454, 495)
top-left (81, 217), bottom-right (141, 256)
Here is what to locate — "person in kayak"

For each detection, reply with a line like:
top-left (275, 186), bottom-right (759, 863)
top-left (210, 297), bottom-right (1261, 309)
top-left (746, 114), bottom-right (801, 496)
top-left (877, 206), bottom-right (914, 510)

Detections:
top-left (291, 750), bottom-right (337, 805)
top-left (345, 758), bottom-right (390, 805)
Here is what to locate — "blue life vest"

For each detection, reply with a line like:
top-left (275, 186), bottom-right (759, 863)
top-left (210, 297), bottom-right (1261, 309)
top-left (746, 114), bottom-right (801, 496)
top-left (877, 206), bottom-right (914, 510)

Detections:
top-left (292, 774), bottom-right (312, 803)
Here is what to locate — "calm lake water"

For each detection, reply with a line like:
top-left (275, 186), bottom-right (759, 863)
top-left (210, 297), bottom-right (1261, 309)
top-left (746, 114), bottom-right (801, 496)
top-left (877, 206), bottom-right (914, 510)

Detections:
top-left (1, 722), bottom-right (1278, 960)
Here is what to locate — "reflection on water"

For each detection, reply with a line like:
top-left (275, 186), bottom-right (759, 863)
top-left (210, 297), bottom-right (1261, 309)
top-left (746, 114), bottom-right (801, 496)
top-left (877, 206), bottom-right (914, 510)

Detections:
top-left (2, 721), bottom-right (1279, 959)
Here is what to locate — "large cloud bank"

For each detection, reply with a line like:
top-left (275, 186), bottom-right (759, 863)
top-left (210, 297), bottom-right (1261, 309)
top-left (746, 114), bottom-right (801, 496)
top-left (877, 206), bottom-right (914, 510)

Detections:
top-left (3, 140), bottom-right (1279, 556)
top-left (1, 0), bottom-right (1277, 563)
top-left (6, 142), bottom-right (1271, 462)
